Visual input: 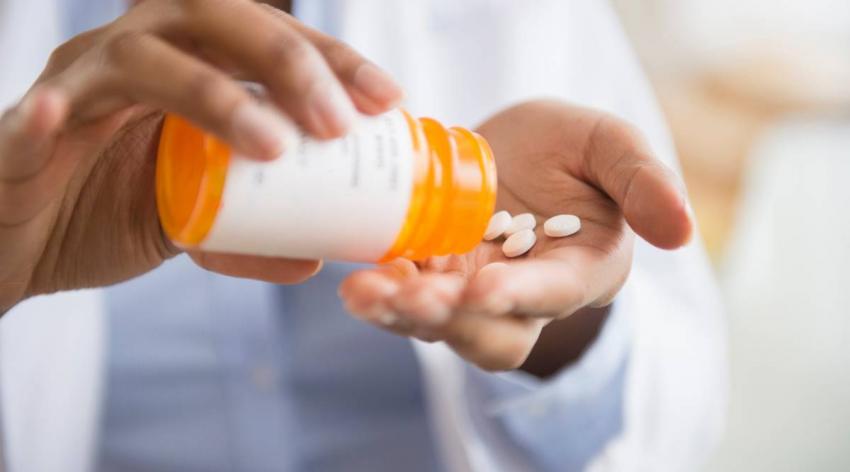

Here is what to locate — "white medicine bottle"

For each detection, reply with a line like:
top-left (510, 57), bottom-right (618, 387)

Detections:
top-left (156, 109), bottom-right (497, 262)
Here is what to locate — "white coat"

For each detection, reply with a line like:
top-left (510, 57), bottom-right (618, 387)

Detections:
top-left (0, 1), bottom-right (726, 471)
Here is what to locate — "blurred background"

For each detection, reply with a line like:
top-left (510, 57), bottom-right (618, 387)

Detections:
top-left (611, 0), bottom-right (850, 469)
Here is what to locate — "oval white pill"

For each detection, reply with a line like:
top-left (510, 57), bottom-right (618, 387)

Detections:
top-left (502, 228), bottom-right (537, 258)
top-left (483, 211), bottom-right (512, 240)
top-left (505, 212), bottom-right (536, 236)
top-left (544, 214), bottom-right (581, 237)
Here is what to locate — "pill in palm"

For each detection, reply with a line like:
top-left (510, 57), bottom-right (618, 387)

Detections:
top-left (544, 214), bottom-right (581, 237)
top-left (505, 213), bottom-right (536, 236)
top-left (483, 211), bottom-right (512, 240)
top-left (502, 228), bottom-right (537, 258)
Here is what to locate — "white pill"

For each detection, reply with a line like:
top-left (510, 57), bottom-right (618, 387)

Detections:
top-left (502, 228), bottom-right (537, 258)
top-left (505, 212), bottom-right (536, 236)
top-left (543, 214), bottom-right (581, 237)
top-left (483, 211), bottom-right (512, 241)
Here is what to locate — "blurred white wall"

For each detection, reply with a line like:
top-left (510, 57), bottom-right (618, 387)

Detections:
top-left (711, 119), bottom-right (850, 472)
top-left (0, 0), bottom-right (61, 105)
top-left (612, 1), bottom-right (850, 470)
top-left (613, 0), bottom-right (850, 108)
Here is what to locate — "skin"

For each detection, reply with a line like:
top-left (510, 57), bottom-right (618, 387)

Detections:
top-left (0, 0), bottom-right (692, 377)
top-left (262, 0), bottom-right (619, 378)
top-left (340, 101), bottom-right (693, 372)
top-left (0, 0), bottom-right (403, 311)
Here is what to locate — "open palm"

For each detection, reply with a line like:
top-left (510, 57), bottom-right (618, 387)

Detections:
top-left (339, 100), bottom-right (693, 371)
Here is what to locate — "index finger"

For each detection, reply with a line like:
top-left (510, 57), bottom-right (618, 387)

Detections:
top-left (172, 0), bottom-right (357, 139)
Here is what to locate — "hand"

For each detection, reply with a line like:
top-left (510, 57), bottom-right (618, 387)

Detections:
top-left (0, 1), bottom-right (403, 312)
top-left (339, 100), bottom-right (693, 371)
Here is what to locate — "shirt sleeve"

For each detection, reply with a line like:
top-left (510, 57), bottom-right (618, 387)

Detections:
top-left (458, 282), bottom-right (633, 472)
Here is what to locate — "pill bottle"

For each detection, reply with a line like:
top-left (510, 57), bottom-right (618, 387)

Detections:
top-left (155, 109), bottom-right (497, 262)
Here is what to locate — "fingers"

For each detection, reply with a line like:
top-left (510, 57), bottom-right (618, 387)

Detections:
top-left (179, 1), bottom-right (403, 131)
top-left (461, 257), bottom-right (622, 320)
top-left (186, 1), bottom-right (357, 139)
top-left (46, 33), bottom-right (294, 161)
top-left (389, 273), bottom-right (465, 326)
top-left (338, 260), bottom-right (417, 323)
top-left (340, 248), bottom-right (629, 371)
top-left (339, 264), bottom-right (544, 371)
top-left (115, 33), bottom-right (295, 160)
top-left (442, 315), bottom-right (546, 372)
top-left (267, 8), bottom-right (404, 114)
top-left (39, 0), bottom-right (404, 158)
top-left (584, 115), bottom-right (694, 249)
top-left (190, 251), bottom-right (322, 284)
top-left (340, 269), bottom-right (406, 328)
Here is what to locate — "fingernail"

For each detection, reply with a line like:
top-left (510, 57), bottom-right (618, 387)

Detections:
top-left (232, 102), bottom-right (296, 159)
top-left (378, 312), bottom-right (399, 326)
top-left (352, 63), bottom-right (404, 107)
top-left (307, 81), bottom-right (356, 138)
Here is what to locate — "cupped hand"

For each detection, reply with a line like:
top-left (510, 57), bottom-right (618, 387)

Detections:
top-left (0, 0), bottom-right (403, 312)
top-left (339, 100), bottom-right (693, 371)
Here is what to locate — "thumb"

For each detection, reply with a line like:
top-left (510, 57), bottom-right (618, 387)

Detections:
top-left (582, 115), bottom-right (693, 249)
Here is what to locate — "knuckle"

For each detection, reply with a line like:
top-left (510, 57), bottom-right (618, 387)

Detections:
top-left (102, 31), bottom-right (146, 67)
top-left (319, 39), bottom-right (361, 68)
top-left (267, 32), bottom-right (320, 74)
top-left (186, 69), bottom-right (230, 105)
top-left (46, 28), bottom-right (101, 70)
top-left (46, 41), bottom-right (76, 71)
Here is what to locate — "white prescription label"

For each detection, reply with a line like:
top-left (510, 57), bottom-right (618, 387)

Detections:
top-left (199, 109), bottom-right (415, 262)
